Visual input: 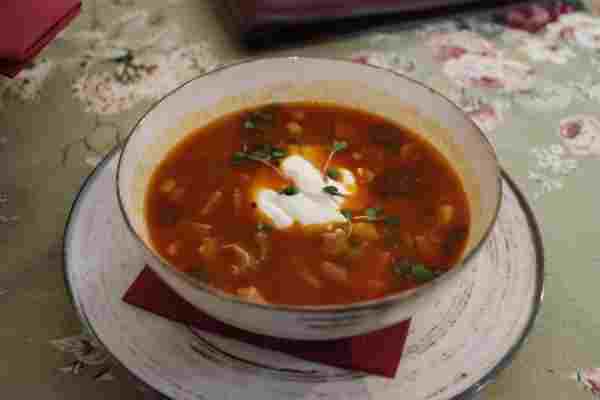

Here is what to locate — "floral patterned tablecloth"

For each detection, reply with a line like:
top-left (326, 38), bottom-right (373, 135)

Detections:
top-left (1, 0), bottom-right (599, 398)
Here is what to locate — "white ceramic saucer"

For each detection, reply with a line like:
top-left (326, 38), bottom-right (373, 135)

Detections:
top-left (64, 147), bottom-right (543, 400)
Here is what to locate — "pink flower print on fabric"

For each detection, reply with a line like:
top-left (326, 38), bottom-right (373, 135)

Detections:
top-left (547, 13), bottom-right (600, 49)
top-left (425, 30), bottom-right (497, 62)
top-left (443, 53), bottom-right (535, 92)
top-left (559, 115), bottom-right (600, 158)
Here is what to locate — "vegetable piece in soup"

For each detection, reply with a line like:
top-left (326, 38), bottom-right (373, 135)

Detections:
top-left (145, 102), bottom-right (470, 306)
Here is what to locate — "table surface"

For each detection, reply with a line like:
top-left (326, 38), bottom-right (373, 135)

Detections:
top-left (1, 0), bottom-right (599, 399)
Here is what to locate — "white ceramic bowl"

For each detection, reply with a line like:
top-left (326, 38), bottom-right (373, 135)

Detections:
top-left (116, 57), bottom-right (502, 340)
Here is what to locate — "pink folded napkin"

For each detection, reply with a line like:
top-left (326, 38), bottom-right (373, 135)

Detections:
top-left (123, 266), bottom-right (412, 378)
top-left (0, 0), bottom-right (81, 77)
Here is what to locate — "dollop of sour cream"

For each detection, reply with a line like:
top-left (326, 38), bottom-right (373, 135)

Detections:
top-left (255, 154), bottom-right (357, 229)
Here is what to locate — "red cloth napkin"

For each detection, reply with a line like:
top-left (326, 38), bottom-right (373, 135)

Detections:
top-left (123, 267), bottom-right (411, 378)
top-left (0, 0), bottom-right (81, 77)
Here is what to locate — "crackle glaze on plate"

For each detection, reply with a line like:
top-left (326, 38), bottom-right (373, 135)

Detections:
top-left (64, 148), bottom-right (543, 400)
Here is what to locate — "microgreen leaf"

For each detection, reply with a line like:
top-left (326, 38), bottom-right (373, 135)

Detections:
top-left (326, 167), bottom-right (341, 180)
top-left (280, 186), bottom-right (299, 196)
top-left (243, 119), bottom-right (257, 129)
top-left (271, 148), bottom-right (287, 159)
top-left (247, 150), bottom-right (271, 161)
top-left (392, 261), bottom-right (412, 278)
top-left (365, 207), bottom-right (382, 221)
top-left (322, 140), bottom-right (349, 178)
top-left (323, 185), bottom-right (345, 197)
top-left (411, 264), bottom-right (436, 283)
top-left (243, 106), bottom-right (278, 131)
top-left (231, 144), bottom-right (290, 181)
top-left (257, 222), bottom-right (273, 232)
top-left (333, 140), bottom-right (348, 152)
top-left (383, 216), bottom-right (401, 226)
top-left (231, 151), bottom-right (248, 164)
top-left (340, 209), bottom-right (353, 220)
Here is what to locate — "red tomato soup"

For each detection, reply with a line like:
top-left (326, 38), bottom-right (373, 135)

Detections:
top-left (145, 103), bottom-right (470, 306)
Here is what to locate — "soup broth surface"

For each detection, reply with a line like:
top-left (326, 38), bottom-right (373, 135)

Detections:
top-left (146, 102), bottom-right (470, 306)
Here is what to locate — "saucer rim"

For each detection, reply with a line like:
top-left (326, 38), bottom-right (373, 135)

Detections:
top-left (62, 145), bottom-right (544, 400)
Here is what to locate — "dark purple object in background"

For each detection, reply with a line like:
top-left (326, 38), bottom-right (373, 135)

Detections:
top-left (225, 0), bottom-right (530, 48)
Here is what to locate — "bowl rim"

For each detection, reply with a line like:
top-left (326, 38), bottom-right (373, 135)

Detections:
top-left (115, 55), bottom-right (503, 313)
